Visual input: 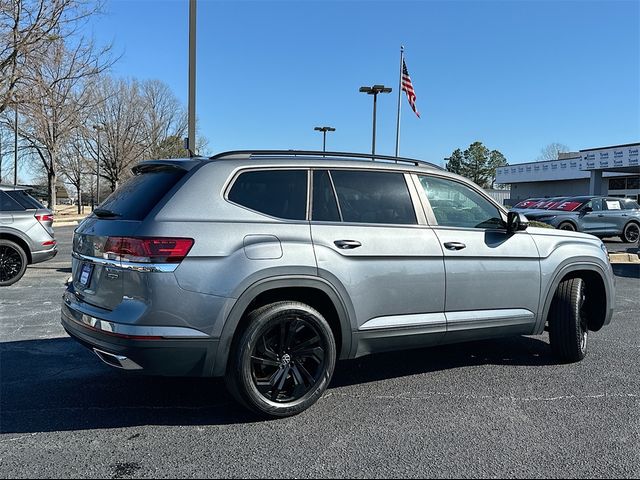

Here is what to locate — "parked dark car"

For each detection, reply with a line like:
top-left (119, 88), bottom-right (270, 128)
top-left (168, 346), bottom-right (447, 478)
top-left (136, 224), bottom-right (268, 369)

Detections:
top-left (0, 185), bottom-right (57, 286)
top-left (525, 196), bottom-right (640, 242)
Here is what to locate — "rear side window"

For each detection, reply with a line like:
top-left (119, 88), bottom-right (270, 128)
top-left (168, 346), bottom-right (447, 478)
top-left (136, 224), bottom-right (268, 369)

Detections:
top-left (0, 191), bottom-right (25, 212)
top-left (5, 190), bottom-right (44, 209)
top-left (97, 168), bottom-right (186, 221)
top-left (228, 170), bottom-right (308, 220)
top-left (330, 170), bottom-right (417, 225)
top-left (312, 170), bottom-right (340, 222)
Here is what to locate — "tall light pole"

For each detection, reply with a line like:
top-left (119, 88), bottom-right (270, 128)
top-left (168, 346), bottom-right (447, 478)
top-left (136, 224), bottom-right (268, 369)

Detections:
top-left (314, 126), bottom-right (335, 152)
top-left (187, 0), bottom-right (197, 156)
top-left (13, 104), bottom-right (18, 185)
top-left (359, 85), bottom-right (392, 158)
top-left (92, 125), bottom-right (102, 207)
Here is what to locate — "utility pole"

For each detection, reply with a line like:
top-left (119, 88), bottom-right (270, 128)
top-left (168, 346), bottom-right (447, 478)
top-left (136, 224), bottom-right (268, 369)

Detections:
top-left (93, 125), bottom-right (102, 206)
top-left (187, 0), bottom-right (197, 156)
top-left (359, 85), bottom-right (392, 158)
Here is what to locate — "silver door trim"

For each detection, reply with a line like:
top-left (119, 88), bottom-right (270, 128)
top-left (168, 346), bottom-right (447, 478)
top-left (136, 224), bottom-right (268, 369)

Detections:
top-left (446, 308), bottom-right (535, 331)
top-left (359, 312), bottom-right (447, 331)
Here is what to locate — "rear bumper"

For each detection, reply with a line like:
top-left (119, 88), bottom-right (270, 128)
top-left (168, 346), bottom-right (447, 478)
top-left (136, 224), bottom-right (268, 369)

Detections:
top-left (61, 301), bottom-right (219, 377)
top-left (31, 245), bottom-right (58, 264)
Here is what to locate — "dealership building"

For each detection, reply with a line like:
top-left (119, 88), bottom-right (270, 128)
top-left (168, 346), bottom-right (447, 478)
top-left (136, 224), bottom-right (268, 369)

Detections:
top-left (495, 143), bottom-right (640, 203)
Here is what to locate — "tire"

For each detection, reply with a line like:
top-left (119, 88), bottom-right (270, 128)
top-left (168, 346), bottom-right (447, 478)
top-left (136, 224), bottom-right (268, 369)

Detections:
top-left (548, 278), bottom-right (588, 363)
top-left (0, 239), bottom-right (28, 287)
top-left (620, 222), bottom-right (640, 244)
top-left (558, 222), bottom-right (576, 232)
top-left (225, 301), bottom-right (337, 418)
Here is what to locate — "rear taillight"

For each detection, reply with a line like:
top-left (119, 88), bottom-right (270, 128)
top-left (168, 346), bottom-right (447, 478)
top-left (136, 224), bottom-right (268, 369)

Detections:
top-left (36, 214), bottom-right (54, 225)
top-left (103, 237), bottom-right (194, 264)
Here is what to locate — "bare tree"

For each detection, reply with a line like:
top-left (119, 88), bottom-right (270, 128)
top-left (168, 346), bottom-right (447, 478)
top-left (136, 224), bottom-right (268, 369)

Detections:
top-left (0, 0), bottom-right (99, 115)
top-left (59, 129), bottom-right (91, 212)
top-left (86, 76), bottom-right (146, 193)
top-left (537, 143), bottom-right (571, 161)
top-left (140, 79), bottom-right (188, 159)
top-left (18, 36), bottom-right (112, 207)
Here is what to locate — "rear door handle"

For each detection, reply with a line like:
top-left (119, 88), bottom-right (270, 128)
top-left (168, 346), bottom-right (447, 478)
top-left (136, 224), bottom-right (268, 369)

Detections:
top-left (444, 242), bottom-right (466, 251)
top-left (598, 214), bottom-right (605, 217)
top-left (334, 240), bottom-right (362, 250)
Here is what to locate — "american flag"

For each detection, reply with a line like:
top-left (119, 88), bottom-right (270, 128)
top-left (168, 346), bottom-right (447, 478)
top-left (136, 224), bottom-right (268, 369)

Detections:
top-left (402, 59), bottom-right (420, 118)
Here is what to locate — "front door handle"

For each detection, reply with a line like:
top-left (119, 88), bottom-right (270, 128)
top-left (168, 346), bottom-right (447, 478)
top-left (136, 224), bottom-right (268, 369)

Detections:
top-left (444, 242), bottom-right (466, 251)
top-left (334, 240), bottom-right (362, 250)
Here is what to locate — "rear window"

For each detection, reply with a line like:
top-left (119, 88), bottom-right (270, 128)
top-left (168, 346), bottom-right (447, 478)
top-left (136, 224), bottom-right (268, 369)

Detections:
top-left (228, 170), bottom-right (308, 220)
top-left (97, 169), bottom-right (186, 221)
top-left (5, 190), bottom-right (44, 209)
top-left (622, 199), bottom-right (640, 210)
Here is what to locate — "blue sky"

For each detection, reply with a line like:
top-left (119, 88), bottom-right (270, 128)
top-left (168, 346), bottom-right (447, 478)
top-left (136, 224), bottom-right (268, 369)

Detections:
top-left (88, 0), bottom-right (638, 166)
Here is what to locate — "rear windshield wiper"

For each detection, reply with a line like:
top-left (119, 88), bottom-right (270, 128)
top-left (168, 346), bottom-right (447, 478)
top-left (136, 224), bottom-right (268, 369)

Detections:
top-left (93, 208), bottom-right (121, 218)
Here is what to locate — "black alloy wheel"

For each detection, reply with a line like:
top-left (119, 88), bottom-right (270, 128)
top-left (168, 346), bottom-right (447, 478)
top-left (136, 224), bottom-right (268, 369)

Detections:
top-left (251, 314), bottom-right (326, 403)
top-left (226, 301), bottom-right (336, 417)
top-left (559, 222), bottom-right (576, 232)
top-left (622, 222), bottom-right (640, 243)
top-left (0, 240), bottom-right (28, 286)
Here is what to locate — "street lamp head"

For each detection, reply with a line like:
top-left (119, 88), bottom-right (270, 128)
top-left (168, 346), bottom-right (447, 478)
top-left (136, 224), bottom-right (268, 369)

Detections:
top-left (360, 85), bottom-right (392, 95)
top-left (314, 126), bottom-right (336, 133)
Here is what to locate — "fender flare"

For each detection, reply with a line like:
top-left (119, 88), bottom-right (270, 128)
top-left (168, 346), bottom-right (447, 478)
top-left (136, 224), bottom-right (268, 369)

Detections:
top-left (210, 275), bottom-right (353, 376)
top-left (535, 260), bottom-right (613, 334)
top-left (0, 227), bottom-right (34, 263)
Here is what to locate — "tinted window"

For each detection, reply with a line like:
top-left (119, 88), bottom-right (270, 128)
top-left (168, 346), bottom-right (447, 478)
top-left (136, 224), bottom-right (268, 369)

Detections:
top-left (97, 168), bottom-right (186, 221)
top-left (622, 199), bottom-right (640, 210)
top-left (312, 171), bottom-right (340, 222)
top-left (584, 198), bottom-right (603, 211)
top-left (5, 190), bottom-right (44, 209)
top-left (0, 191), bottom-right (25, 212)
top-left (229, 170), bottom-right (308, 220)
top-left (329, 170), bottom-right (416, 225)
top-left (419, 176), bottom-right (503, 229)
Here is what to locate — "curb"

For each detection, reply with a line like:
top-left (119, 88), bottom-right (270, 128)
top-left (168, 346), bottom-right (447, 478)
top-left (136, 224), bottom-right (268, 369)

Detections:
top-left (53, 221), bottom-right (79, 227)
top-left (609, 253), bottom-right (640, 264)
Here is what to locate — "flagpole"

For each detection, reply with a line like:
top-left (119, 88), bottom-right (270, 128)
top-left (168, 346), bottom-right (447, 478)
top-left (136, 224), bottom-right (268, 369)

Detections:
top-left (394, 45), bottom-right (404, 158)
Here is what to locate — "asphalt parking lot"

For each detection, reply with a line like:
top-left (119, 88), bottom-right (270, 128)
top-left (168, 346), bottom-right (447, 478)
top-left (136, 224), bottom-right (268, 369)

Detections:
top-left (1, 226), bottom-right (639, 478)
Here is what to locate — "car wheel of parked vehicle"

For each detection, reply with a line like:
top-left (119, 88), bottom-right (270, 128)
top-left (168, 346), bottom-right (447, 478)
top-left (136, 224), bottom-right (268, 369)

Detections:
top-left (0, 239), bottom-right (28, 287)
top-left (226, 301), bottom-right (337, 417)
top-left (621, 222), bottom-right (640, 243)
top-left (548, 277), bottom-right (588, 363)
top-left (558, 222), bottom-right (576, 232)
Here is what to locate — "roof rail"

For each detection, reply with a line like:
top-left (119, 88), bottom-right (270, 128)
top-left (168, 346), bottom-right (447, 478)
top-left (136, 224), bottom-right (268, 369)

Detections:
top-left (209, 150), bottom-right (443, 170)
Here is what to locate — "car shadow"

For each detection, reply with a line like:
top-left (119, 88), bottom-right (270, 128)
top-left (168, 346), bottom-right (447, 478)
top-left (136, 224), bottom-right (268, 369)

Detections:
top-left (1, 334), bottom-right (555, 434)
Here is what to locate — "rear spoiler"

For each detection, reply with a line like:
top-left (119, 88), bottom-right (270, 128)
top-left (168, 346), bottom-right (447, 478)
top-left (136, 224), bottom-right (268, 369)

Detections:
top-left (132, 158), bottom-right (205, 175)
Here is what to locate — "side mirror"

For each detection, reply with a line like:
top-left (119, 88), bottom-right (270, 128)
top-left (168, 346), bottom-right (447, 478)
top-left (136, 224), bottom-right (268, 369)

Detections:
top-left (581, 206), bottom-right (593, 215)
top-left (507, 211), bottom-right (529, 233)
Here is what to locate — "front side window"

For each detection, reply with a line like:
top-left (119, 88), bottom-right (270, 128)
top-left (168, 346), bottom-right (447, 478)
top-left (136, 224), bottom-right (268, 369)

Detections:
top-left (329, 170), bottom-right (417, 225)
top-left (419, 175), bottom-right (503, 229)
top-left (228, 170), bottom-right (308, 220)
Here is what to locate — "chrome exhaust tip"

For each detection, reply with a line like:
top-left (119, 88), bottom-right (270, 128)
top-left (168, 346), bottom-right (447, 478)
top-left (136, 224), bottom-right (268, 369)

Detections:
top-left (93, 348), bottom-right (143, 371)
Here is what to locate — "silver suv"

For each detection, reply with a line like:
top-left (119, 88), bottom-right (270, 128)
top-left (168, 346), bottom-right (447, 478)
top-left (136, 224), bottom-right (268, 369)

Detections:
top-left (1, 185), bottom-right (57, 286)
top-left (61, 151), bottom-right (615, 417)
